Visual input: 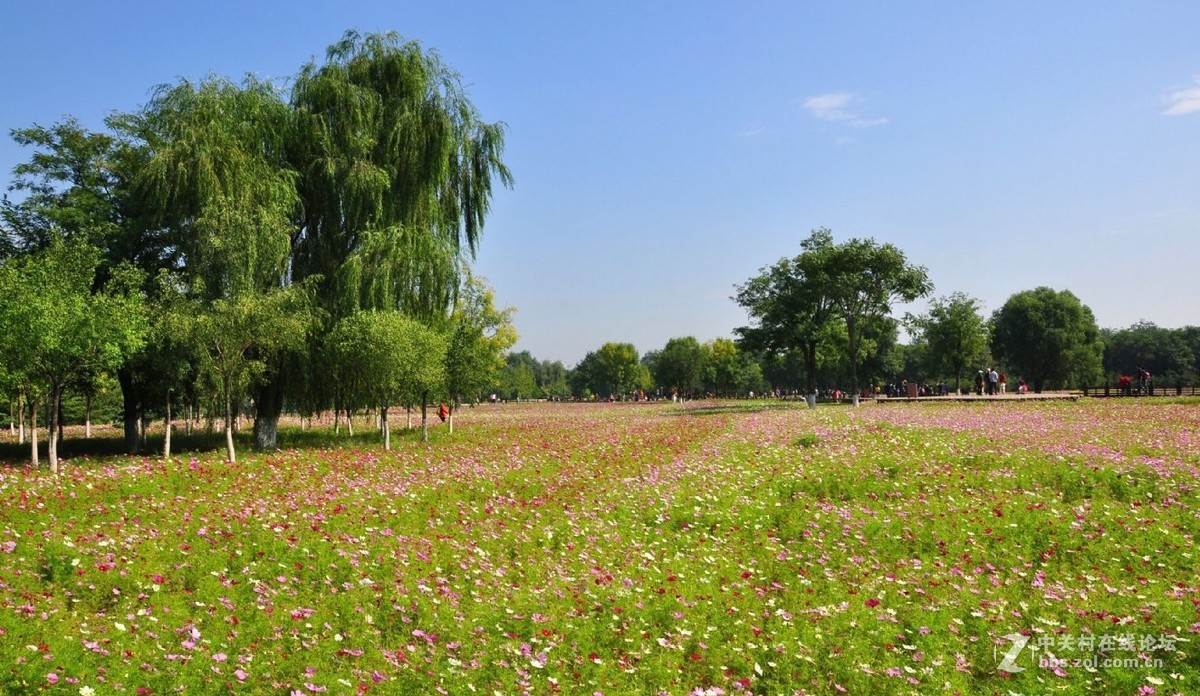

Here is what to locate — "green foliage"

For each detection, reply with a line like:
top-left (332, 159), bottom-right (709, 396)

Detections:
top-left (736, 228), bottom-right (931, 393)
top-left (907, 291), bottom-right (990, 391)
top-left (171, 284), bottom-right (317, 461)
top-left (0, 240), bottom-right (147, 469)
top-left (133, 75), bottom-right (298, 300)
top-left (445, 275), bottom-right (516, 406)
top-left (1, 119), bottom-right (124, 256)
top-left (1102, 321), bottom-right (1195, 383)
top-left (594, 342), bottom-right (641, 396)
top-left (652, 336), bottom-right (705, 394)
top-left (290, 30), bottom-right (513, 321)
top-left (991, 287), bottom-right (1104, 392)
top-left (325, 309), bottom-right (447, 415)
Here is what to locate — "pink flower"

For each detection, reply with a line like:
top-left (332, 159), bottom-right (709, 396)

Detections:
top-left (46, 673), bottom-right (59, 685)
top-left (234, 669), bottom-right (248, 682)
top-left (865, 598), bottom-right (880, 608)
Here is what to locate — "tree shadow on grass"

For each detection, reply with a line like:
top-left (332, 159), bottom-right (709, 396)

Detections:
top-left (0, 422), bottom-right (446, 469)
top-left (668, 400), bottom-right (810, 417)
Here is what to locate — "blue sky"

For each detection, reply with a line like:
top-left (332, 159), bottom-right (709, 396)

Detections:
top-left (3, 2), bottom-right (1199, 366)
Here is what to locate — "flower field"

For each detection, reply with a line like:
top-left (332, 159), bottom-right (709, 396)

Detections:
top-left (1, 399), bottom-right (1197, 695)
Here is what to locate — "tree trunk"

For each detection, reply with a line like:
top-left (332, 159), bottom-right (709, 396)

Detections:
top-left (49, 387), bottom-right (61, 474)
top-left (57, 398), bottom-right (65, 443)
top-left (803, 340), bottom-right (819, 395)
top-left (382, 405), bottom-right (390, 451)
top-left (421, 393), bottom-right (429, 442)
top-left (85, 393), bottom-right (93, 439)
top-left (334, 403), bottom-right (341, 435)
top-left (224, 383), bottom-right (236, 463)
top-left (252, 374), bottom-right (284, 451)
top-left (18, 394), bottom-right (25, 445)
top-left (163, 390), bottom-right (173, 460)
top-left (448, 395), bottom-right (456, 436)
top-left (117, 367), bottom-right (141, 454)
top-left (346, 409), bottom-right (354, 437)
top-left (406, 406), bottom-right (413, 430)
top-left (846, 315), bottom-right (860, 398)
top-left (30, 397), bottom-right (39, 469)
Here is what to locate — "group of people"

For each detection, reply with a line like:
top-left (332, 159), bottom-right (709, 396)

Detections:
top-left (974, 368), bottom-right (1005, 395)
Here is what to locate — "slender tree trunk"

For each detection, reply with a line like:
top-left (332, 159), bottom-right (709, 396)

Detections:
top-left (8, 399), bottom-right (13, 435)
top-left (406, 406), bottom-right (413, 430)
top-left (163, 390), bottom-right (173, 460)
top-left (334, 402), bottom-right (341, 435)
top-left (30, 397), bottom-right (39, 469)
top-left (118, 367), bottom-right (141, 454)
top-left (421, 393), bottom-right (429, 442)
top-left (85, 393), bottom-right (93, 439)
top-left (224, 381), bottom-right (236, 463)
top-left (18, 393), bottom-right (25, 445)
top-left (346, 409), bottom-right (354, 437)
top-left (382, 405), bottom-right (390, 451)
top-left (49, 387), bottom-right (61, 475)
top-left (186, 402), bottom-right (193, 436)
top-left (57, 398), bottom-right (64, 444)
top-left (448, 394), bottom-right (456, 436)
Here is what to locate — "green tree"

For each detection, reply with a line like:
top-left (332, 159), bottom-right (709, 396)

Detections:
top-left (652, 336), bottom-right (705, 396)
top-left (734, 229), bottom-right (839, 394)
top-left (907, 292), bottom-right (990, 393)
top-left (536, 359), bottom-right (571, 400)
top-left (991, 287), bottom-right (1103, 393)
top-left (0, 241), bottom-right (146, 472)
top-left (594, 342), bottom-right (641, 397)
top-left (235, 30), bottom-right (511, 446)
top-left (735, 229), bottom-right (930, 398)
top-left (1101, 322), bottom-right (1194, 386)
top-left (2, 117), bottom-right (167, 454)
top-left (444, 275), bottom-right (517, 432)
top-left (175, 286), bottom-right (316, 462)
top-left (824, 236), bottom-right (933, 396)
top-left (325, 310), bottom-right (447, 449)
top-left (290, 30), bottom-right (511, 320)
top-left (500, 355), bottom-right (539, 401)
top-left (129, 75), bottom-right (303, 451)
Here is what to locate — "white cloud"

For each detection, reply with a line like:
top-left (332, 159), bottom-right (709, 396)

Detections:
top-left (736, 123), bottom-right (766, 138)
top-left (803, 92), bottom-right (887, 127)
top-left (804, 92), bottom-right (856, 120)
top-left (1162, 76), bottom-right (1200, 116)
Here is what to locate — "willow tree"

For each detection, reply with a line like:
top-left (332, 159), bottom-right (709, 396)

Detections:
top-left (135, 76), bottom-right (297, 300)
top-left (271, 31), bottom-right (511, 447)
top-left (131, 75), bottom-right (304, 448)
top-left (291, 30), bottom-right (511, 316)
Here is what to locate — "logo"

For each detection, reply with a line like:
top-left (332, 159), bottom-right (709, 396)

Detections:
top-left (995, 633), bottom-right (1030, 673)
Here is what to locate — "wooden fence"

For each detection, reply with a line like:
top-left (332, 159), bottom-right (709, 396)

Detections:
top-left (1080, 384), bottom-right (1200, 397)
